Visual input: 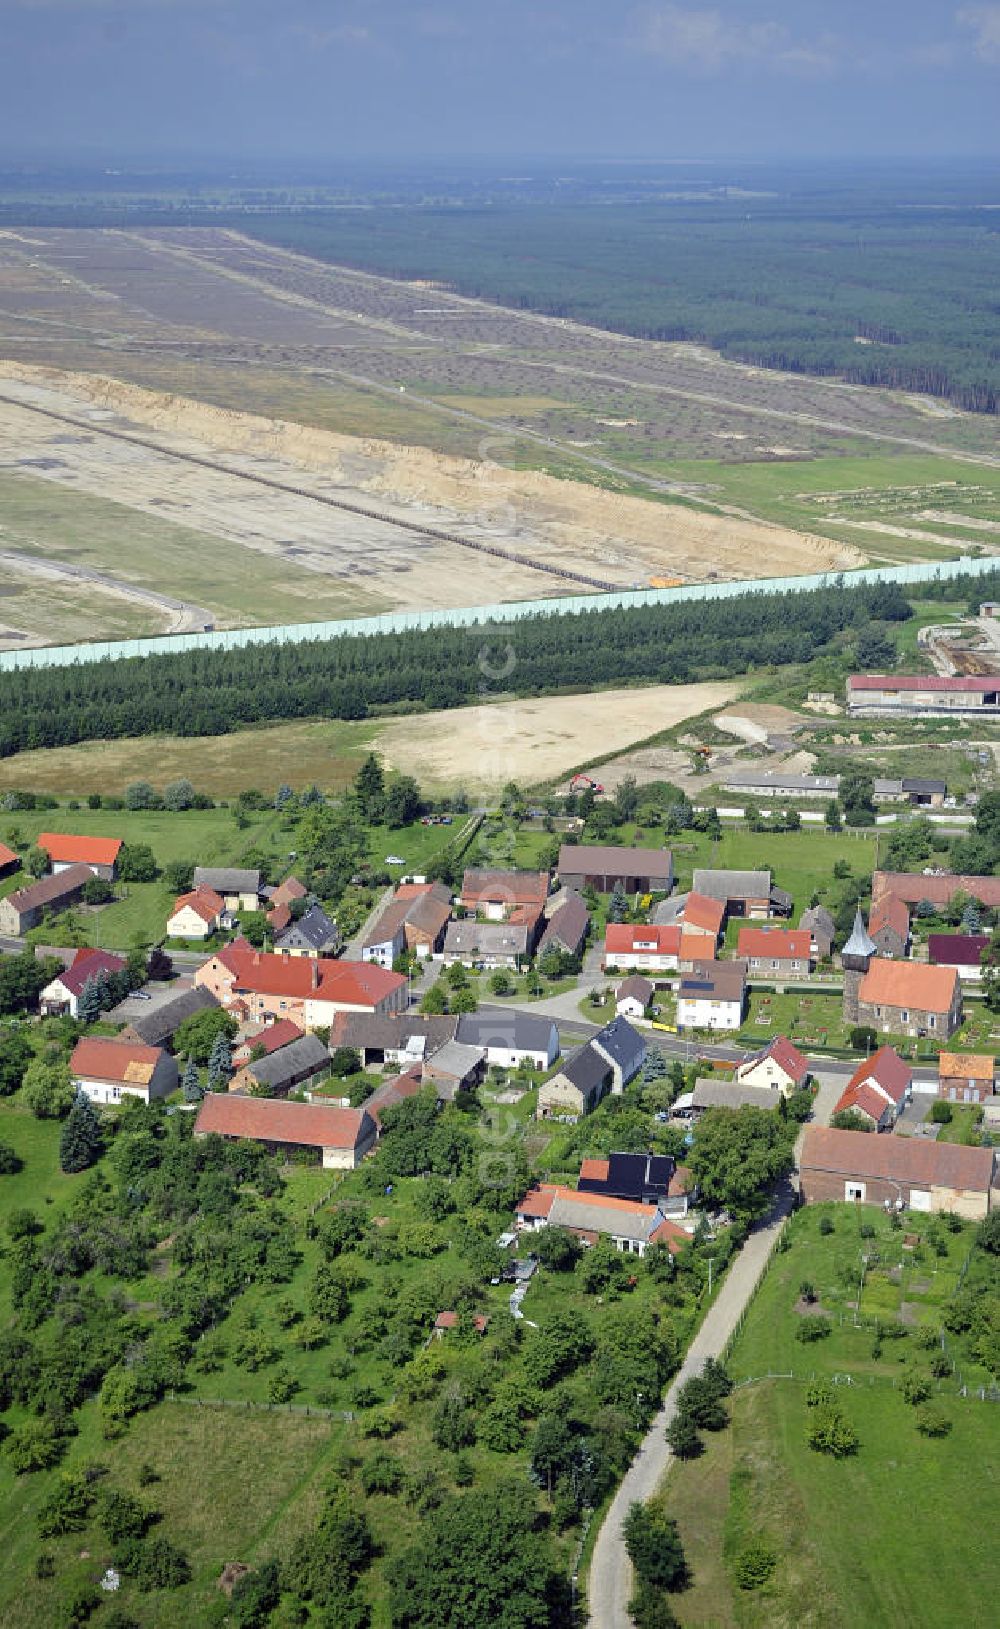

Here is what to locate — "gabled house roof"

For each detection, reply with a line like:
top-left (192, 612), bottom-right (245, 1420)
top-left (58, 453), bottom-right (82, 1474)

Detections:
top-left (872, 870), bottom-right (1000, 910)
top-left (460, 869), bottom-right (549, 908)
top-left (692, 1078), bottom-right (782, 1112)
top-left (275, 902), bottom-right (339, 952)
top-left (537, 891), bottom-right (589, 956)
top-left (739, 1035), bottom-right (809, 1084)
top-left (51, 947), bottom-right (125, 997)
top-left (681, 893), bottom-right (726, 936)
top-left (365, 1066), bottom-right (425, 1130)
top-left (170, 887), bottom-right (224, 924)
top-left (800, 904), bottom-right (835, 939)
top-left (209, 939), bottom-right (406, 1008)
top-left (193, 866), bottom-right (261, 896)
top-left (845, 1045), bottom-right (912, 1104)
top-left (71, 1036), bottom-right (165, 1086)
top-left (692, 867), bottom-right (771, 902)
top-left (454, 1011), bottom-right (557, 1053)
top-left (0, 842), bottom-right (19, 870)
top-left (591, 1015), bottom-right (645, 1074)
top-left (557, 843), bottom-right (673, 881)
top-left (801, 1125), bottom-right (995, 1194)
top-left (869, 894), bottom-right (910, 940)
top-left (196, 1093), bottom-right (374, 1152)
top-left (678, 961), bottom-right (747, 1002)
top-left (110, 983), bottom-right (218, 1045)
top-left (928, 934), bottom-right (988, 968)
top-left (858, 958), bottom-right (959, 1015)
top-left (443, 921), bottom-right (531, 957)
top-left (38, 833), bottom-right (122, 868)
top-left (616, 974), bottom-right (654, 1006)
top-left (234, 1019), bottom-right (304, 1060)
top-left (5, 863), bottom-right (96, 915)
top-left (737, 927), bottom-right (811, 960)
top-left (560, 1042), bottom-right (613, 1095)
top-left (271, 876), bottom-right (308, 908)
top-left (237, 1033), bottom-right (331, 1092)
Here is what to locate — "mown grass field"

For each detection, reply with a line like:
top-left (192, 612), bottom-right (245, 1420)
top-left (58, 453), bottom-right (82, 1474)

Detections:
top-left (666, 1205), bottom-right (1000, 1629)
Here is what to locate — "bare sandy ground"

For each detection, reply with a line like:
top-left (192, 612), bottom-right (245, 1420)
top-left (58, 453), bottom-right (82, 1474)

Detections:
top-left (0, 363), bottom-right (863, 604)
top-left (377, 680), bottom-right (745, 788)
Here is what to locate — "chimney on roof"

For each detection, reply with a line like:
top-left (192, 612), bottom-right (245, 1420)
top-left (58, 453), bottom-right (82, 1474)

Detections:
top-left (311, 960), bottom-right (320, 990)
top-left (253, 952), bottom-right (261, 966)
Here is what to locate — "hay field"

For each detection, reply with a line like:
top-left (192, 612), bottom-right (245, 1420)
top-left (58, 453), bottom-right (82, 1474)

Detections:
top-left (0, 681), bottom-right (743, 796)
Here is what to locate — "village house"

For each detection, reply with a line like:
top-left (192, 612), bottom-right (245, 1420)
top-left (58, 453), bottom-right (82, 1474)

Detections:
top-left (195, 939), bottom-right (408, 1029)
top-left (421, 1039), bottom-right (487, 1100)
top-left (799, 1126), bottom-right (995, 1219)
top-left (615, 975), bottom-right (653, 1019)
top-left (273, 902), bottom-right (341, 958)
top-left (454, 1010), bottom-right (560, 1071)
top-left (736, 1035), bottom-right (810, 1095)
top-left (433, 1311), bottom-right (489, 1340)
top-left (70, 1036), bottom-right (178, 1106)
top-left (0, 863), bottom-right (94, 936)
top-left (114, 984), bottom-right (219, 1049)
top-left (557, 843), bottom-right (674, 895)
top-left (650, 891), bottom-right (725, 942)
top-left (192, 867), bottom-right (262, 913)
top-left (40, 948), bottom-right (125, 1019)
top-left (0, 842), bottom-right (20, 880)
top-left (231, 1018), bottom-right (304, 1069)
top-left (536, 891), bottom-right (589, 960)
top-left (363, 1067), bottom-right (425, 1130)
top-left (459, 868), bottom-right (549, 921)
top-left (577, 1151), bottom-right (675, 1206)
top-left (928, 934), bottom-right (988, 981)
top-left (721, 769), bottom-right (840, 800)
top-left (229, 1033), bottom-right (332, 1098)
top-left (441, 919), bottom-right (535, 969)
top-left (736, 926), bottom-right (812, 978)
top-left (603, 922), bottom-right (715, 974)
top-left (871, 869), bottom-right (1000, 914)
top-left (676, 961), bottom-right (747, 1031)
top-left (38, 833), bottom-right (122, 881)
top-left (684, 1078), bottom-right (782, 1115)
top-left (167, 887), bottom-right (225, 941)
top-left (194, 1094), bottom-right (377, 1169)
top-left (327, 1012), bottom-right (458, 1071)
top-left (799, 905), bottom-right (836, 962)
top-left (872, 777), bottom-right (947, 808)
top-left (938, 1052), bottom-right (996, 1104)
top-left (833, 1046), bottom-right (912, 1131)
top-left (869, 894), bottom-right (910, 960)
top-left (268, 876), bottom-right (308, 913)
top-left (536, 1017), bottom-right (644, 1120)
top-left (361, 882), bottom-right (452, 966)
top-left (854, 958), bottom-right (963, 1040)
top-left (691, 867), bottom-right (775, 920)
top-left (514, 1183), bottom-right (689, 1257)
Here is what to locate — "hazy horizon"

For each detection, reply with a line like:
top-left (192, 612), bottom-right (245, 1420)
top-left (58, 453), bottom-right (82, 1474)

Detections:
top-left (3, 1), bottom-right (999, 163)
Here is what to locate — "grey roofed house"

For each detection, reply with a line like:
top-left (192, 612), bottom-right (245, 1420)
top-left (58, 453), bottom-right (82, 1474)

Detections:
top-left (328, 1012), bottom-right (457, 1065)
top-left (443, 920), bottom-right (531, 964)
top-left (799, 904), bottom-right (836, 957)
top-left (770, 886), bottom-right (794, 916)
top-left (692, 1078), bottom-right (783, 1112)
top-left (616, 974), bottom-right (654, 1008)
top-left (651, 892), bottom-right (687, 927)
top-left (591, 1015), bottom-right (646, 1087)
top-left (193, 866), bottom-right (261, 899)
top-left (235, 1033), bottom-right (331, 1095)
top-left (537, 891), bottom-right (589, 957)
top-left (557, 843), bottom-right (674, 891)
top-left (112, 983), bottom-right (219, 1047)
top-left (692, 868), bottom-right (771, 905)
top-left (561, 1041), bottom-right (614, 1097)
top-left (454, 1010), bottom-right (559, 1064)
top-left (421, 1039), bottom-right (486, 1097)
top-left (274, 902), bottom-right (340, 955)
top-left (0, 863), bottom-right (94, 935)
top-left (546, 1193), bottom-right (662, 1247)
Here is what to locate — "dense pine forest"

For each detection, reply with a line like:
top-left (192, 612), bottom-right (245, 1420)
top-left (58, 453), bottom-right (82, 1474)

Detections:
top-left (0, 577), bottom-right (915, 756)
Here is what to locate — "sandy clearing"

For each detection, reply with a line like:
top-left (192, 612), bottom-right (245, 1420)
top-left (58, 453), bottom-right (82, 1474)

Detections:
top-left (377, 681), bottom-right (745, 789)
top-left (0, 362), bottom-right (864, 594)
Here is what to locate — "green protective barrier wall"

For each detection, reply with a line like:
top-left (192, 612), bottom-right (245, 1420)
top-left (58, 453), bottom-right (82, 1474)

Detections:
top-left (0, 553), bottom-right (995, 673)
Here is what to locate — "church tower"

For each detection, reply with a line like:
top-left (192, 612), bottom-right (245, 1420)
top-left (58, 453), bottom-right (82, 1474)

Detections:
top-left (841, 908), bottom-right (876, 1026)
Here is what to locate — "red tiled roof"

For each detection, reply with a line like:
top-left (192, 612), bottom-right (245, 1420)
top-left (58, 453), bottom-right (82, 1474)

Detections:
top-left (846, 1045), bottom-right (912, 1104)
top-left (0, 842), bottom-right (18, 869)
top-left (834, 1081), bottom-right (892, 1124)
top-left (859, 958), bottom-right (959, 1016)
top-left (605, 923), bottom-right (680, 955)
top-left (681, 893), bottom-right (725, 935)
top-left (195, 1093), bottom-right (372, 1150)
top-left (234, 1019), bottom-right (303, 1060)
top-left (849, 674), bottom-right (1000, 693)
top-left (939, 1052), bottom-right (994, 1083)
top-left (872, 870), bottom-right (1000, 910)
top-left (461, 869), bottom-right (549, 908)
top-left (801, 1125), bottom-right (995, 1192)
top-left (928, 934), bottom-right (988, 968)
top-left (210, 939), bottom-right (405, 1007)
top-left (743, 1035), bottom-right (809, 1083)
top-left (515, 1184), bottom-right (559, 1220)
top-left (434, 1311), bottom-right (489, 1332)
top-left (71, 1035), bottom-right (164, 1085)
top-left (579, 1157), bottom-right (610, 1183)
top-left (365, 1066), bottom-right (424, 1130)
top-left (38, 832), bottom-right (122, 867)
top-left (648, 1216), bottom-right (689, 1255)
top-left (267, 903), bottom-right (292, 932)
top-left (869, 894), bottom-right (910, 939)
top-left (668, 1163), bottom-right (693, 1197)
top-left (271, 876), bottom-right (308, 907)
top-left (171, 887), bottom-right (224, 924)
top-left (737, 927), bottom-right (811, 960)
top-left (57, 947), bottom-right (126, 997)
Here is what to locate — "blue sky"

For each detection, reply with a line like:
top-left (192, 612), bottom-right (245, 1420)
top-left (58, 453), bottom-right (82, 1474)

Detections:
top-left (2, 1), bottom-right (998, 161)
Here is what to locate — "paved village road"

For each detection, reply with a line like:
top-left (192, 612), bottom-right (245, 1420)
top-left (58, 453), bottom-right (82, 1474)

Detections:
top-left (585, 1180), bottom-right (796, 1627)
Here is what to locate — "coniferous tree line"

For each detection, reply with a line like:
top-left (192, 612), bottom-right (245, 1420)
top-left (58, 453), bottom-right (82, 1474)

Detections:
top-left (0, 578), bottom-right (912, 756)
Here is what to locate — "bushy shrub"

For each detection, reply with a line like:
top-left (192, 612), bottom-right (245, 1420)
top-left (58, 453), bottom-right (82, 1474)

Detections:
top-left (734, 1540), bottom-right (777, 1591)
top-left (915, 1403), bottom-right (953, 1437)
top-left (807, 1407), bottom-right (859, 1458)
top-left (795, 1315), bottom-right (832, 1344)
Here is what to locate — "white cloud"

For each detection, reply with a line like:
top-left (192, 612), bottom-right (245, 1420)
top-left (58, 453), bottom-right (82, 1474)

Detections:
top-left (632, 5), bottom-right (839, 74)
top-left (957, 4), bottom-right (1000, 62)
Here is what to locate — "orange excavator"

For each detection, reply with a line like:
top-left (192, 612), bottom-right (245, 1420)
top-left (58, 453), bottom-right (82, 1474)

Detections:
top-left (570, 773), bottom-right (604, 794)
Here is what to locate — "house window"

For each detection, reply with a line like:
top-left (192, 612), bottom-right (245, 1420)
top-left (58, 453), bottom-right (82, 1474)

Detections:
top-left (927, 1015), bottom-right (935, 1030)
top-left (845, 1182), bottom-right (865, 1202)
